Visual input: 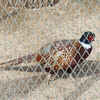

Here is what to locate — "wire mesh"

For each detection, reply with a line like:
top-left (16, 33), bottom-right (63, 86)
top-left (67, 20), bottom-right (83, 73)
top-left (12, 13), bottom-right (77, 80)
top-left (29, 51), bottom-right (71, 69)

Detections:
top-left (0, 0), bottom-right (100, 100)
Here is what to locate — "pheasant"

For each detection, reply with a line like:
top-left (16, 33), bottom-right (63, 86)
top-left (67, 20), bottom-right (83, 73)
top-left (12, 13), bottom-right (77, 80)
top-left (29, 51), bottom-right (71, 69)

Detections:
top-left (0, 31), bottom-right (95, 83)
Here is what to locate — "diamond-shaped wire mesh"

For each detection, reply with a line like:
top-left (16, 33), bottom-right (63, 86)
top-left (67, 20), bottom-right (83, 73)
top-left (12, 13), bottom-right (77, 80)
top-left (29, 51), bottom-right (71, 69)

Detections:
top-left (0, 0), bottom-right (100, 100)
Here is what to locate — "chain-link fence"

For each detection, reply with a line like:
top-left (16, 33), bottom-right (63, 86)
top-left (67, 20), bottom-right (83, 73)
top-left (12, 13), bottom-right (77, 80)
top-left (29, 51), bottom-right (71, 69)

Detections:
top-left (0, 0), bottom-right (100, 100)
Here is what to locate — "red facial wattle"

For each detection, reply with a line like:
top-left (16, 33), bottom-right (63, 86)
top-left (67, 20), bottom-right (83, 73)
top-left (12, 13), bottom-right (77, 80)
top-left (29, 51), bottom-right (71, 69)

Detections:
top-left (88, 36), bottom-right (94, 41)
top-left (88, 38), bottom-right (93, 41)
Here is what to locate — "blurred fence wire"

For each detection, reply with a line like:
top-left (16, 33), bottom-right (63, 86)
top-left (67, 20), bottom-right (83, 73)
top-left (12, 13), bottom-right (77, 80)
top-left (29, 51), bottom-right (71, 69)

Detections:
top-left (0, 0), bottom-right (100, 100)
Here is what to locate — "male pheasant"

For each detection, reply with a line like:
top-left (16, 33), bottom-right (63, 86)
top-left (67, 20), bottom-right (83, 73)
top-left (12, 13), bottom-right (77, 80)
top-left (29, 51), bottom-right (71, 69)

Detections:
top-left (0, 31), bottom-right (95, 83)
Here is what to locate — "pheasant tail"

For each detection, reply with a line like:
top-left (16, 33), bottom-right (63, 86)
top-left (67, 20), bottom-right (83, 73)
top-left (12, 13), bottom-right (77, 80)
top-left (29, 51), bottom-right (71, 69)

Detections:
top-left (0, 53), bottom-right (36, 67)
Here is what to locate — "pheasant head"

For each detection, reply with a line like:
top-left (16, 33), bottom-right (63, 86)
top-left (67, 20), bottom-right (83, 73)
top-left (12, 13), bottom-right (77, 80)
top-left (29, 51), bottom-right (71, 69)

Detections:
top-left (79, 31), bottom-right (95, 49)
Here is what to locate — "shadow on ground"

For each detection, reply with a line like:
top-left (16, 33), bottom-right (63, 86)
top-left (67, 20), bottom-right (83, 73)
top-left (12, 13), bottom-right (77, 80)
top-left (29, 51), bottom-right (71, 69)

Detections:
top-left (0, 60), bottom-right (99, 99)
top-left (1, 60), bottom-right (100, 78)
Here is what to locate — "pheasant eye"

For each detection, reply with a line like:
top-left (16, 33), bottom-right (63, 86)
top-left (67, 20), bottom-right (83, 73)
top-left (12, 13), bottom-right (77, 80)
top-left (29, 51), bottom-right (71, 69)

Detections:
top-left (88, 35), bottom-right (93, 38)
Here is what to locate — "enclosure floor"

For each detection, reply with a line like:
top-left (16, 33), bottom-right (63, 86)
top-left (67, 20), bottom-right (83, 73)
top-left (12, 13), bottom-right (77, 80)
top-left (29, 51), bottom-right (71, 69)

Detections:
top-left (0, 0), bottom-right (100, 100)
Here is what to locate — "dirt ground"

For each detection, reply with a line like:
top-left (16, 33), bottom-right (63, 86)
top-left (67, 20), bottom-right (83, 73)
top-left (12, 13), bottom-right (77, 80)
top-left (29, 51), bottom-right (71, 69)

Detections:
top-left (0, 0), bottom-right (100, 100)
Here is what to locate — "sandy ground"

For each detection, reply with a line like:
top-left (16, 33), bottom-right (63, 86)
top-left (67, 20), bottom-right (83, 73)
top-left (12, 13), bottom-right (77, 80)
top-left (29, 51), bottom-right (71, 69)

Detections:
top-left (0, 0), bottom-right (100, 100)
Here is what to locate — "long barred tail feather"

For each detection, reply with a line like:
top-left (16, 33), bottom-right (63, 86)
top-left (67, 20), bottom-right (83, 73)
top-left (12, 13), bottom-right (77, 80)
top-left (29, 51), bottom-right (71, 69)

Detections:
top-left (0, 53), bottom-right (36, 67)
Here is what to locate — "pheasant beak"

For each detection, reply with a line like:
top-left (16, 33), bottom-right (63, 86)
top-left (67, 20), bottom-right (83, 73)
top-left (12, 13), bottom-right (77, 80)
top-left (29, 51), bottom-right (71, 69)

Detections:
top-left (92, 37), bottom-right (95, 41)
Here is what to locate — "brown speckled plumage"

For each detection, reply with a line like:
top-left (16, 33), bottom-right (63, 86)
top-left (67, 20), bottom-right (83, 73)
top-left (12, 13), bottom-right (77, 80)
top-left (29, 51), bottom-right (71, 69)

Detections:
top-left (35, 39), bottom-right (92, 73)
